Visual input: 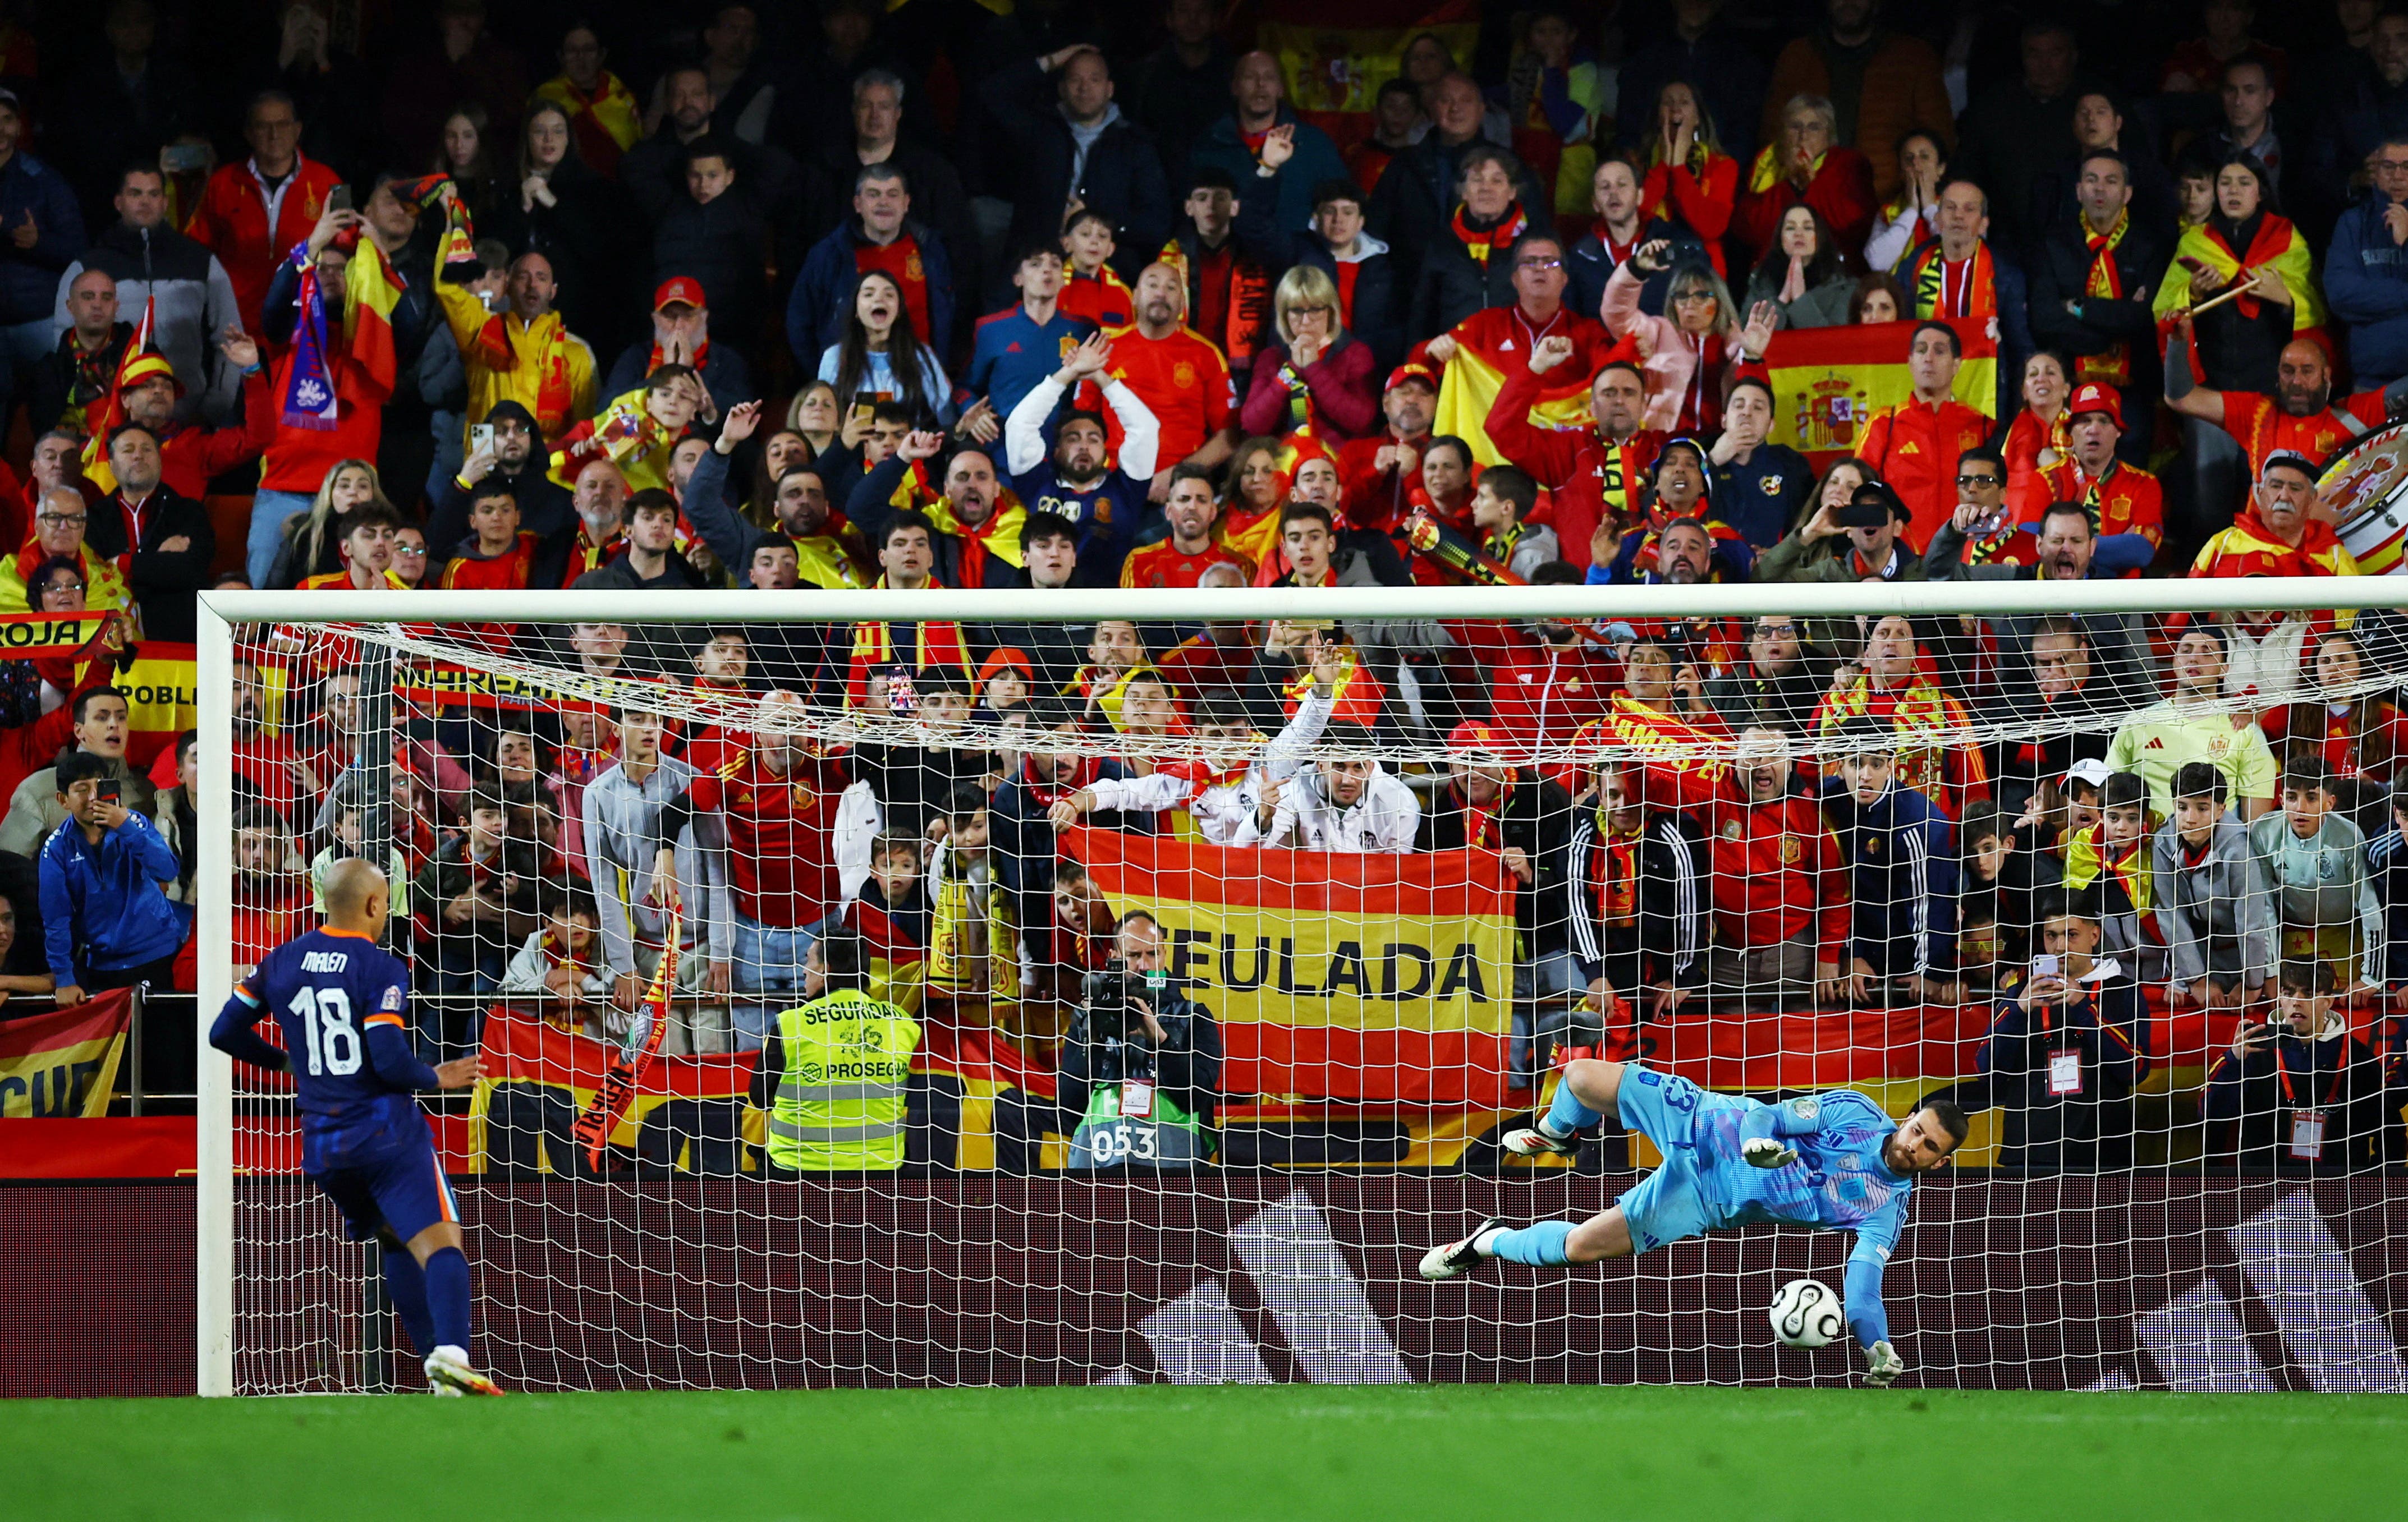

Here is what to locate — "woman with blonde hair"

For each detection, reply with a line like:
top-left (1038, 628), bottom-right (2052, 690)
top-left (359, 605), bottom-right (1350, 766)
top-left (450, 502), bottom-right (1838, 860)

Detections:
top-left (270, 459), bottom-right (400, 589)
top-left (786, 380), bottom-right (840, 456)
top-left (1240, 264), bottom-right (1379, 441)
top-left (1603, 241), bottom-right (1764, 433)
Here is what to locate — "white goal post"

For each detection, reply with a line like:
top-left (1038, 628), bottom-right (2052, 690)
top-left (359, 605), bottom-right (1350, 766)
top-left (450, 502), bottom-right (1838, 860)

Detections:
top-left (192, 574), bottom-right (2405, 1396)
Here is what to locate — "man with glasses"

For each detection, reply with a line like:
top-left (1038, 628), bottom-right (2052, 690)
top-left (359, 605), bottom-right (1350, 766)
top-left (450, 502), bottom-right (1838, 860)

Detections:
top-left (2326, 130), bottom-right (2408, 394)
top-left (183, 90), bottom-right (343, 334)
top-left (0, 486), bottom-right (131, 622)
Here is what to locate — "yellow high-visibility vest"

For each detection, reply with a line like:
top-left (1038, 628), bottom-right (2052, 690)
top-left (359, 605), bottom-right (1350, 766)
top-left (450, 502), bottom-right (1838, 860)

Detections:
top-left (765, 988), bottom-right (919, 1171)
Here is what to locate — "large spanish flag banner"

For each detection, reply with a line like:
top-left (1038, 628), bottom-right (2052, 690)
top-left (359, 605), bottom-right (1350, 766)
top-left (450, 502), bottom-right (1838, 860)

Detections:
top-left (1062, 826), bottom-right (1515, 1105)
top-left (1432, 341), bottom-right (1596, 467)
top-left (1261, 2), bottom-right (1478, 151)
top-left (1762, 316), bottom-right (1997, 470)
top-left (0, 991), bottom-right (133, 1118)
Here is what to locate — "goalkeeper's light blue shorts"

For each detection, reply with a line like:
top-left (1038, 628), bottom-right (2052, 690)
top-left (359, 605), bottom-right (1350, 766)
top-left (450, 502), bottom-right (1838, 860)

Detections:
top-left (1612, 1065), bottom-right (1750, 1253)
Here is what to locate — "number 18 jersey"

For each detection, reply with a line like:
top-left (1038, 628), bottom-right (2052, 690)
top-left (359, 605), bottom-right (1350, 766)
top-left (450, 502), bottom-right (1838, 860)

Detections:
top-left (235, 927), bottom-right (421, 1170)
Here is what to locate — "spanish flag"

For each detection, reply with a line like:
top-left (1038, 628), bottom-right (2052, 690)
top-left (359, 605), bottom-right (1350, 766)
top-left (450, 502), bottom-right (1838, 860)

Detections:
top-left (79, 296), bottom-right (156, 495)
top-left (1059, 825), bottom-right (1515, 1105)
top-left (1432, 327), bottom-right (1596, 467)
top-left (1760, 316), bottom-right (1998, 470)
top-left (1260, 3), bottom-right (1479, 149)
top-left (0, 991), bottom-right (133, 1118)
top-left (342, 231), bottom-right (403, 397)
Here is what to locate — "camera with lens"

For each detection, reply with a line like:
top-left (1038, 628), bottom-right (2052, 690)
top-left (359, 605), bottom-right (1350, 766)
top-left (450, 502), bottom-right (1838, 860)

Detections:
top-left (1081, 958), bottom-right (1153, 1043)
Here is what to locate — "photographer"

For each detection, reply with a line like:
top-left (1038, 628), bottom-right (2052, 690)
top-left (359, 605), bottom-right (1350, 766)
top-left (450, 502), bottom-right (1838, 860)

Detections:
top-left (992, 911), bottom-right (1223, 1172)
top-left (38, 752), bottom-right (188, 1004)
top-left (1976, 890), bottom-right (2145, 1172)
top-left (2202, 960), bottom-right (2395, 1174)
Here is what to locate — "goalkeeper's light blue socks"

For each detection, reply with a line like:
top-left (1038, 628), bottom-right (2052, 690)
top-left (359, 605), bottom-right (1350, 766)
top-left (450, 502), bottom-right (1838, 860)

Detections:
top-left (1476, 1220), bottom-right (1574, 1267)
top-left (384, 1248), bottom-right (438, 1356)
top-left (424, 1247), bottom-right (474, 1352)
top-left (1542, 1080), bottom-right (1602, 1139)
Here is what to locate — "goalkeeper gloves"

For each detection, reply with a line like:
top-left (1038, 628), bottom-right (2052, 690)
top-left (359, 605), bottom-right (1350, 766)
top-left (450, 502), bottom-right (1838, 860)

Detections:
top-left (1863, 1340), bottom-right (1906, 1388)
top-left (1740, 1136), bottom-right (1797, 1169)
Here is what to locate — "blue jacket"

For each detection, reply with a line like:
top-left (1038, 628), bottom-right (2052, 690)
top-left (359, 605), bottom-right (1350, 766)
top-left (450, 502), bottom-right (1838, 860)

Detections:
top-left (786, 217), bottom-right (957, 368)
top-left (1818, 778), bottom-right (1957, 979)
top-left (1187, 107), bottom-right (1348, 233)
top-left (0, 151), bottom-right (86, 324)
top-left (2327, 192), bottom-right (2408, 384)
top-left (38, 811), bottom-right (186, 982)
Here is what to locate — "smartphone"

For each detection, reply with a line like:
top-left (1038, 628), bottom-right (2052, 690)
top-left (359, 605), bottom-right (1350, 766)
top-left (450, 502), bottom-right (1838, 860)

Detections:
top-left (2030, 954), bottom-right (2060, 980)
top-left (94, 778), bottom-right (121, 806)
top-left (852, 390), bottom-right (879, 420)
top-left (160, 144), bottom-right (207, 174)
top-left (328, 184), bottom-right (353, 214)
top-left (469, 423), bottom-right (495, 455)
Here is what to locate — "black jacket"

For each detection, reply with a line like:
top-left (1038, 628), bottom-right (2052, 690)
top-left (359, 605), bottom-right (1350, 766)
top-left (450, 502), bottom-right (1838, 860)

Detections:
top-left (1232, 182), bottom-right (1401, 372)
top-left (979, 58), bottom-right (1172, 284)
top-left (1418, 770), bottom-right (1576, 953)
top-left (650, 192), bottom-right (769, 334)
top-left (1407, 220), bottom-right (1531, 343)
top-left (29, 320), bottom-right (131, 438)
top-left (1979, 980), bottom-right (2145, 1171)
top-left (1058, 987), bottom-right (1223, 1133)
top-left (425, 401), bottom-right (573, 577)
top-left (85, 484), bottom-right (212, 642)
top-left (2203, 1029), bottom-right (2397, 1172)
top-left (2028, 215), bottom-right (2166, 377)
top-left (1565, 808), bottom-right (1708, 994)
top-left (1365, 134), bottom-right (1552, 297)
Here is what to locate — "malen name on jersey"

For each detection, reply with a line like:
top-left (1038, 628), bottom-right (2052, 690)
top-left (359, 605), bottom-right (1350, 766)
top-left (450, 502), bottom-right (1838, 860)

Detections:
top-left (300, 951), bottom-right (351, 974)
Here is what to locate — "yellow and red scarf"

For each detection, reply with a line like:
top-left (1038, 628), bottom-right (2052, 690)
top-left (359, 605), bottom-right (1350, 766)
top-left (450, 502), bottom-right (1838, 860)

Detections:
top-left (1907, 240), bottom-right (1997, 319)
top-left (1451, 201), bottom-right (1530, 265)
top-left (2079, 208), bottom-right (2134, 385)
top-left (1747, 143), bottom-right (1823, 194)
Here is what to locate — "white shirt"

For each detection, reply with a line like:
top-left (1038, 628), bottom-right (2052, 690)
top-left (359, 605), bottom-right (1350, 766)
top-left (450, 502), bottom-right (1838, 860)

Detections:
top-left (1242, 762), bottom-right (1421, 854)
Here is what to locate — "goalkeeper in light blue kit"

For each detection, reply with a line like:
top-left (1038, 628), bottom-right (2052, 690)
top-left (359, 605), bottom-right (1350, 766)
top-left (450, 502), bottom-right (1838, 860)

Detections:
top-left (1421, 1058), bottom-right (1968, 1386)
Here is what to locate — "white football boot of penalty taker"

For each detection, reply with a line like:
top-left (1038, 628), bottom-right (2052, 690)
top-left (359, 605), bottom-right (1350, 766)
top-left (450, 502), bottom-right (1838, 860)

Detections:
top-left (425, 1346), bottom-right (506, 1397)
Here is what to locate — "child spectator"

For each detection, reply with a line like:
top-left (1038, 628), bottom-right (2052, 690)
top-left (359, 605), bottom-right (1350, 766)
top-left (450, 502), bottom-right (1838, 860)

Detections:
top-left (2249, 757), bottom-right (2386, 995)
top-left (847, 831), bottom-right (930, 1014)
top-left (2155, 761), bottom-right (2278, 1014)
top-left (499, 894), bottom-right (611, 1023)
top-left (2203, 959), bottom-right (2396, 1172)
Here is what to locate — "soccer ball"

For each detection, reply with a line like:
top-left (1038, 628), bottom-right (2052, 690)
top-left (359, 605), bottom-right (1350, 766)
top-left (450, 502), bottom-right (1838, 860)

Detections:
top-left (1768, 1279), bottom-right (1843, 1349)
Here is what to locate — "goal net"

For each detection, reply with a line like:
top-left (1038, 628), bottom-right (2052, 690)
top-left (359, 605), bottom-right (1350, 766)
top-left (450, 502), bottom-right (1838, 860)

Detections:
top-left (196, 580), bottom-right (2408, 1394)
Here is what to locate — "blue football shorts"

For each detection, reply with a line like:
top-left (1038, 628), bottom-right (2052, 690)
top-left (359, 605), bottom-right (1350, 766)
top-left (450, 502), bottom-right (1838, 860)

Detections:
top-left (1612, 1065), bottom-right (1749, 1253)
top-left (310, 1132), bottom-right (459, 1244)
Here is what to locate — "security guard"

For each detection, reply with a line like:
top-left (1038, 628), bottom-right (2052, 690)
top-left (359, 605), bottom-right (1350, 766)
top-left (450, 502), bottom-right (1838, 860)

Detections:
top-left (749, 924), bottom-right (921, 1172)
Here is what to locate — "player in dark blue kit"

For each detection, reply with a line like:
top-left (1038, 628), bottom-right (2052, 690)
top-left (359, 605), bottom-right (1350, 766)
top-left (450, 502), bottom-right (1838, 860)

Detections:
top-left (1421, 1057), bottom-right (1969, 1387)
top-left (208, 859), bottom-right (502, 1397)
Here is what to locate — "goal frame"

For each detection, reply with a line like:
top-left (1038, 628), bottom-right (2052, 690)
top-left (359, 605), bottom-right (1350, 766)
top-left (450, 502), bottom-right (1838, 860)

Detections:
top-left (190, 573), bottom-right (2384, 1395)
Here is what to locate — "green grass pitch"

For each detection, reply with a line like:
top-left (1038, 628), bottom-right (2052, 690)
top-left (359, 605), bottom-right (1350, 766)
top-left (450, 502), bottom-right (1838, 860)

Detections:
top-left (13, 1385), bottom-right (2406, 1520)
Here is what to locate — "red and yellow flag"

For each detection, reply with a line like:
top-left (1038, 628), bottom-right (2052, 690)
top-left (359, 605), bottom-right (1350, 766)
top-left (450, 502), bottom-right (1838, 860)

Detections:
top-left (0, 992), bottom-right (133, 1118)
top-left (1432, 339), bottom-right (1595, 467)
top-left (1260, 3), bottom-right (1479, 150)
top-left (1760, 316), bottom-right (1998, 469)
top-left (1060, 825), bottom-right (1515, 1105)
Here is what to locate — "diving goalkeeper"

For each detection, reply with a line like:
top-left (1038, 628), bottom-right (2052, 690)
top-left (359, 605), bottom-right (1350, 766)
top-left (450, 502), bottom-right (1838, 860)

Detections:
top-left (1420, 1059), bottom-right (1967, 1386)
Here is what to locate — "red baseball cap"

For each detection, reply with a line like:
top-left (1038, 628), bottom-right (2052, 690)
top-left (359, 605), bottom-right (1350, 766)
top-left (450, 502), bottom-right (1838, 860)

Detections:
top-left (1446, 720), bottom-right (1506, 761)
top-left (1386, 361), bottom-right (1439, 394)
top-left (977, 647), bottom-right (1033, 686)
top-left (653, 277), bottom-right (707, 312)
top-left (2067, 382), bottom-right (2121, 428)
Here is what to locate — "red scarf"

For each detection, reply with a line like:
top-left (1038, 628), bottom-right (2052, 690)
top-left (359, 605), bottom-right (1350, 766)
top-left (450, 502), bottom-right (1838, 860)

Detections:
top-left (1590, 816), bottom-right (1640, 925)
top-left (1455, 776), bottom-right (1514, 850)
top-left (1451, 201), bottom-right (1530, 265)
top-left (2205, 215), bottom-right (2293, 321)
top-left (1022, 753), bottom-right (1100, 808)
top-left (556, 526), bottom-right (626, 586)
top-left (646, 337), bottom-right (709, 373)
top-left (1908, 240), bottom-right (1998, 319)
top-left (2079, 209), bottom-right (2134, 385)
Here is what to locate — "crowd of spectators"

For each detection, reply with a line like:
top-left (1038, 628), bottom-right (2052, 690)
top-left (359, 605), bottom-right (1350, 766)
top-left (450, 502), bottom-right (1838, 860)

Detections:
top-left (3, 0), bottom-right (2408, 1171)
